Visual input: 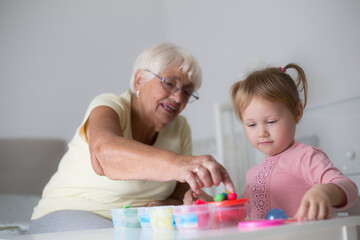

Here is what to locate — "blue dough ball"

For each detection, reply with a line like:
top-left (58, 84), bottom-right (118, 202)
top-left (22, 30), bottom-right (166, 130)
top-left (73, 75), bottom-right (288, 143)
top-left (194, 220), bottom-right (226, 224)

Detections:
top-left (265, 208), bottom-right (288, 220)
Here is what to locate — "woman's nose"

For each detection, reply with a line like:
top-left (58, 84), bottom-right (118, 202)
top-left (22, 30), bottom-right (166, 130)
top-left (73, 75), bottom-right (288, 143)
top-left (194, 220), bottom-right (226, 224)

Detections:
top-left (171, 89), bottom-right (185, 103)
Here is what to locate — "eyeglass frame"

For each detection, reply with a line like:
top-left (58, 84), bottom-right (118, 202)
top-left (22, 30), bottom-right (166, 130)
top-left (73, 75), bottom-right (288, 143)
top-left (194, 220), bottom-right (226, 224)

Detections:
top-left (144, 69), bottom-right (199, 103)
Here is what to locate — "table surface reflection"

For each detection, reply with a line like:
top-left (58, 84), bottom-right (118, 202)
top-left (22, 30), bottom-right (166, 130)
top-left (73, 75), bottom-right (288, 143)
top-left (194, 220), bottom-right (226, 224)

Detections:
top-left (9, 216), bottom-right (360, 240)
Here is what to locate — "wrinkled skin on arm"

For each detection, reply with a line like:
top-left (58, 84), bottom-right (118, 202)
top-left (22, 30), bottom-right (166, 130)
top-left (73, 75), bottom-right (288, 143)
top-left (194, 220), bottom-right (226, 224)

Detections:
top-left (85, 106), bottom-right (234, 195)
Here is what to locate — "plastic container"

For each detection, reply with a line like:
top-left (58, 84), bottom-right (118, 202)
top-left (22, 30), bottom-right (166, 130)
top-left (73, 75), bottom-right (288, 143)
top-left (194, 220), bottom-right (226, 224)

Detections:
top-left (209, 198), bottom-right (247, 228)
top-left (137, 207), bottom-right (152, 229)
top-left (111, 208), bottom-right (141, 229)
top-left (173, 204), bottom-right (214, 231)
top-left (147, 206), bottom-right (175, 230)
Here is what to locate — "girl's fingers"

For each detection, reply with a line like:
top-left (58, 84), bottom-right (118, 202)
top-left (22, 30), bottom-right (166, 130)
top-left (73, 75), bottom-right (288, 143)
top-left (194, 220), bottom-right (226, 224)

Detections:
top-left (317, 203), bottom-right (327, 220)
top-left (294, 201), bottom-right (309, 221)
top-left (326, 205), bottom-right (334, 219)
top-left (307, 202), bottom-right (318, 221)
top-left (183, 190), bottom-right (194, 205)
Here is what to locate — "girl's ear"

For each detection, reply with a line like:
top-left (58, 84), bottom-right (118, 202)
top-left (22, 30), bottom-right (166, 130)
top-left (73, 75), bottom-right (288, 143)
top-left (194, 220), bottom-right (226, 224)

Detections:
top-left (295, 102), bottom-right (303, 123)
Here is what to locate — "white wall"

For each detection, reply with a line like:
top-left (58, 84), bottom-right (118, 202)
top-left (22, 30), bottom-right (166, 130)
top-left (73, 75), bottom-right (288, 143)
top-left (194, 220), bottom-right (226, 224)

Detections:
top-left (1, 0), bottom-right (359, 143)
top-left (0, 0), bottom-right (167, 140)
top-left (164, 0), bottom-right (360, 141)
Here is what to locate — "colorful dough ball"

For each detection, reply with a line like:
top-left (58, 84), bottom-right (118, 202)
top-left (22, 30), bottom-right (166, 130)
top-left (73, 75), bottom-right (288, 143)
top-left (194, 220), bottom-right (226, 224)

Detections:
top-left (194, 199), bottom-right (206, 205)
top-left (265, 208), bottom-right (288, 220)
top-left (214, 193), bottom-right (225, 202)
top-left (221, 192), bottom-right (228, 200)
top-left (227, 192), bottom-right (237, 201)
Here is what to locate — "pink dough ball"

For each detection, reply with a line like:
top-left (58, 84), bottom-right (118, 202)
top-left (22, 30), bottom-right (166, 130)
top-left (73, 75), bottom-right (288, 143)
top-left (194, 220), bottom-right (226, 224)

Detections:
top-left (227, 192), bottom-right (237, 201)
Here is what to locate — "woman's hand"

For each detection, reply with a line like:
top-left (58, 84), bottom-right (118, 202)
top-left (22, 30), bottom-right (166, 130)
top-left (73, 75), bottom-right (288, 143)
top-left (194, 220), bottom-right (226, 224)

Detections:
top-left (175, 154), bottom-right (235, 195)
top-left (86, 106), bottom-right (234, 193)
top-left (183, 189), bottom-right (214, 205)
top-left (294, 184), bottom-right (346, 221)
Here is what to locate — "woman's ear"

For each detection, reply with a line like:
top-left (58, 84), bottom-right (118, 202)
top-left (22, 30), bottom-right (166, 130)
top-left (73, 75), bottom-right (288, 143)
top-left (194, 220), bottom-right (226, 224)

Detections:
top-left (134, 69), bottom-right (144, 91)
top-left (295, 102), bottom-right (303, 123)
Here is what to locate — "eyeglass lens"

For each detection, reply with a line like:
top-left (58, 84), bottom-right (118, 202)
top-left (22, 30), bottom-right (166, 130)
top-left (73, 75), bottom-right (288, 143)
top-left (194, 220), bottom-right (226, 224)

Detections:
top-left (161, 78), bottom-right (198, 102)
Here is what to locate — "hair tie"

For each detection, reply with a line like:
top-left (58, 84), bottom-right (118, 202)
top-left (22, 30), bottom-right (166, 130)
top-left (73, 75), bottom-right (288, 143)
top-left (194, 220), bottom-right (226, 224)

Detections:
top-left (279, 67), bottom-right (286, 72)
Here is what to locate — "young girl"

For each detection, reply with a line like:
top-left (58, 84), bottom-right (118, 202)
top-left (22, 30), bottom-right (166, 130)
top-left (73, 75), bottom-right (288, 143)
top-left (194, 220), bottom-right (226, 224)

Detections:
top-left (184, 63), bottom-right (358, 221)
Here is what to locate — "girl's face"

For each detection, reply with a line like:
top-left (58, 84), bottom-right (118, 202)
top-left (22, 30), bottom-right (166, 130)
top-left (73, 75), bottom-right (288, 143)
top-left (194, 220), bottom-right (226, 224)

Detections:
top-left (242, 97), bottom-right (300, 157)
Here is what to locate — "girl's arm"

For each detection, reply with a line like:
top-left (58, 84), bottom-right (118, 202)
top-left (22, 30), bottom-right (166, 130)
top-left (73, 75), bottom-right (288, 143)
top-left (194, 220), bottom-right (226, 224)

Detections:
top-left (295, 147), bottom-right (359, 221)
top-left (294, 183), bottom-right (346, 221)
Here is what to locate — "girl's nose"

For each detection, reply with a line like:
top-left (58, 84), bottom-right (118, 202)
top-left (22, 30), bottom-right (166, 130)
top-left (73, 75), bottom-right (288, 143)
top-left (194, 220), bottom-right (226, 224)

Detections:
top-left (258, 125), bottom-right (269, 138)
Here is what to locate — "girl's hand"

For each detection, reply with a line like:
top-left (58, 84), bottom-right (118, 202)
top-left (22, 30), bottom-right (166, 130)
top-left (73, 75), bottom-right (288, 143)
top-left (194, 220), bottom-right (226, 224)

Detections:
top-left (294, 184), bottom-right (345, 221)
top-left (183, 189), bottom-right (214, 205)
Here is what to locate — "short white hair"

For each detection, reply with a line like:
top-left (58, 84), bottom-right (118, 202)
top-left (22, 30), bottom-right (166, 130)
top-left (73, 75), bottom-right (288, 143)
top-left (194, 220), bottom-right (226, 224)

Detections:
top-left (129, 43), bottom-right (202, 93)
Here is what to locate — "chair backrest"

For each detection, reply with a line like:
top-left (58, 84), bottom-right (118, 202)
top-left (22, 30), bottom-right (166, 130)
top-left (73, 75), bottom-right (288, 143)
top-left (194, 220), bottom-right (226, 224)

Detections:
top-left (214, 102), bottom-right (253, 195)
top-left (0, 138), bottom-right (67, 195)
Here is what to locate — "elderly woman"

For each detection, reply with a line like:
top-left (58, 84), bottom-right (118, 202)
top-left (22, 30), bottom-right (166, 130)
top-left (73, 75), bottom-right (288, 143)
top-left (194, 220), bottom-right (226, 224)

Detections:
top-left (28, 43), bottom-right (234, 233)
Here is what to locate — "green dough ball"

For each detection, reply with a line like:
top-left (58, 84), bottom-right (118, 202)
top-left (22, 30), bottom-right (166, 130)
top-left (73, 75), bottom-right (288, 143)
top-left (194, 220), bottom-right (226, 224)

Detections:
top-left (214, 193), bottom-right (225, 202)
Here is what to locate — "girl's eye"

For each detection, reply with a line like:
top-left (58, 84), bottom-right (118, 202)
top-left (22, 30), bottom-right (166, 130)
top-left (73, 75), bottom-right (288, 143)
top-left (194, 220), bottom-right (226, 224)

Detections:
top-left (267, 120), bottom-right (277, 124)
top-left (247, 123), bottom-right (256, 127)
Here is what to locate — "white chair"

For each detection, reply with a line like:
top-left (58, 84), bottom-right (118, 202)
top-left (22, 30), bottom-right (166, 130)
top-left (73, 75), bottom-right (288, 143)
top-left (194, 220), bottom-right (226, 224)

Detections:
top-left (214, 102), bottom-right (255, 195)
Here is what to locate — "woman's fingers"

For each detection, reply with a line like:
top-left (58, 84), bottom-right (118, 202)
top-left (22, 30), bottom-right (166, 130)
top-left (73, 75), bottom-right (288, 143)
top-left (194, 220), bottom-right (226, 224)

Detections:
top-left (220, 168), bottom-right (235, 193)
top-left (189, 155), bottom-right (234, 193)
top-left (196, 166), bottom-right (214, 188)
top-left (201, 155), bottom-right (234, 192)
top-left (185, 170), bottom-right (202, 194)
top-left (202, 157), bottom-right (222, 186)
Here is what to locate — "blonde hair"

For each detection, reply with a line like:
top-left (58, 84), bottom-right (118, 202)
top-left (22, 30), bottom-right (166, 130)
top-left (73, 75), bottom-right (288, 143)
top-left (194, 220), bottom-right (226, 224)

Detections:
top-left (129, 43), bottom-right (202, 93)
top-left (230, 63), bottom-right (308, 122)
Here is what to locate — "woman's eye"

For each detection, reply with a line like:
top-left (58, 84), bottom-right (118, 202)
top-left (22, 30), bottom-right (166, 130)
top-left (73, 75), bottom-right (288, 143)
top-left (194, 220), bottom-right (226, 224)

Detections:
top-left (182, 88), bottom-right (192, 97)
top-left (247, 123), bottom-right (256, 127)
top-left (165, 81), bottom-right (176, 87)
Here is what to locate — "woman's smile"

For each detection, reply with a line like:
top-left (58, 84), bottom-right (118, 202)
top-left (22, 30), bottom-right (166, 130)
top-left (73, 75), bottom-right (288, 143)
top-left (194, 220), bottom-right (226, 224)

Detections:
top-left (160, 102), bottom-right (178, 114)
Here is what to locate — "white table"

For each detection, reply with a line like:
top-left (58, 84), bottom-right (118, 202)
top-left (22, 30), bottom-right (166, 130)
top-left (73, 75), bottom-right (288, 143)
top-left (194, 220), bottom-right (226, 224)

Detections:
top-left (8, 216), bottom-right (360, 240)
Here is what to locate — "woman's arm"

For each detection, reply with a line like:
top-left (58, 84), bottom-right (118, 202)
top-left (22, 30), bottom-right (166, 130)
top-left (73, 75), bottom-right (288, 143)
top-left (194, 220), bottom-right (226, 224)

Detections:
top-left (86, 106), bottom-right (235, 194)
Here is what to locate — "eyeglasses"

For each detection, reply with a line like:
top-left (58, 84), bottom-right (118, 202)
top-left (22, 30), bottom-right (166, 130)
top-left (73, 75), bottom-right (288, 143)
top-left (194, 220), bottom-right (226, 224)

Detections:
top-left (145, 70), bottom-right (199, 103)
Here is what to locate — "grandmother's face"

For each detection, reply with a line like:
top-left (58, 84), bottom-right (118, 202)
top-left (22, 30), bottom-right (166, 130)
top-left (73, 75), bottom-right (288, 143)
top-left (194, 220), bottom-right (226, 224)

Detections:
top-left (137, 65), bottom-right (193, 130)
